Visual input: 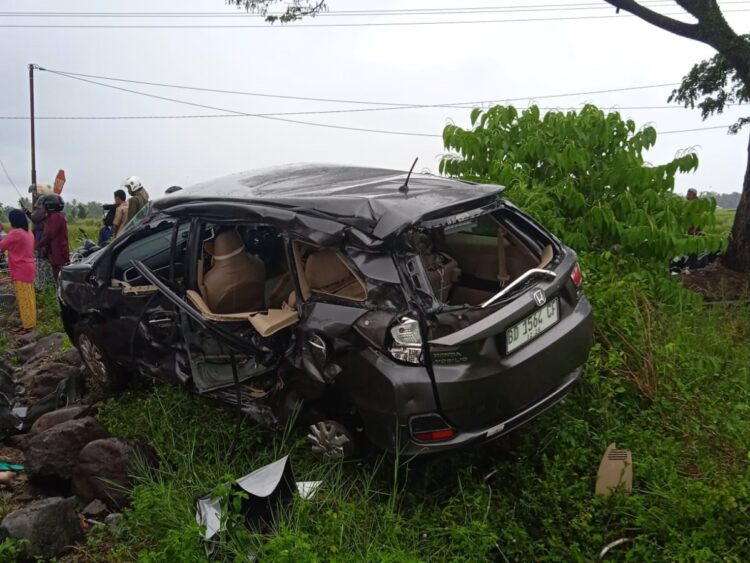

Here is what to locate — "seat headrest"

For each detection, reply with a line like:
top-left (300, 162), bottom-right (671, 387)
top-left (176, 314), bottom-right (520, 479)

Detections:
top-left (305, 249), bottom-right (351, 290)
top-left (204, 231), bottom-right (245, 260)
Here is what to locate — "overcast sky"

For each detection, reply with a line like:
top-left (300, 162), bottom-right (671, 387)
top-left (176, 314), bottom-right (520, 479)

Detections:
top-left (1, 0), bottom-right (749, 207)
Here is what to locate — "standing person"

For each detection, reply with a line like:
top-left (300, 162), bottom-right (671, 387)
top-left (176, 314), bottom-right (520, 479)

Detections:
top-left (36, 195), bottom-right (69, 280)
top-left (112, 189), bottom-right (129, 237)
top-left (122, 176), bottom-right (149, 222)
top-left (686, 188), bottom-right (702, 236)
top-left (99, 204), bottom-right (116, 246)
top-left (0, 210), bottom-right (37, 330)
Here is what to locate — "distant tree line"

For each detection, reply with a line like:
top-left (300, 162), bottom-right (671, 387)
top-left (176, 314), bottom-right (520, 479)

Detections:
top-left (701, 191), bottom-right (742, 209)
top-left (0, 200), bottom-right (105, 223)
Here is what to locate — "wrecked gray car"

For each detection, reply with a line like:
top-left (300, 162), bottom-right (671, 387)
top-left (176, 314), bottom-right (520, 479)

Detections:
top-left (57, 164), bottom-right (593, 457)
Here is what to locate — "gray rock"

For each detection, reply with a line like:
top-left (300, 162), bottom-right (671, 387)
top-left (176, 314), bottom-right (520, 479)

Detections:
top-left (29, 405), bottom-right (88, 435)
top-left (17, 333), bottom-right (65, 363)
top-left (72, 437), bottom-right (157, 509)
top-left (25, 417), bottom-right (111, 483)
top-left (0, 292), bottom-right (16, 308)
top-left (82, 498), bottom-right (108, 519)
top-left (56, 347), bottom-right (83, 367)
top-left (14, 330), bottom-right (40, 348)
top-left (104, 512), bottom-right (125, 538)
top-left (0, 496), bottom-right (83, 559)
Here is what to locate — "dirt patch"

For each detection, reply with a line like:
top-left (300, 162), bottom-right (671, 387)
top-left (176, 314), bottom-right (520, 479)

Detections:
top-left (680, 261), bottom-right (750, 301)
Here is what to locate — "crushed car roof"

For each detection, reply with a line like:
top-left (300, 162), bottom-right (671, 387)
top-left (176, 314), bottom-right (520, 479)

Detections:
top-left (155, 164), bottom-right (504, 239)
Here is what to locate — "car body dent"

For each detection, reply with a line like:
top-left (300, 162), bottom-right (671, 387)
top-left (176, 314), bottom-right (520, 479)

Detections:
top-left (59, 164), bottom-right (593, 456)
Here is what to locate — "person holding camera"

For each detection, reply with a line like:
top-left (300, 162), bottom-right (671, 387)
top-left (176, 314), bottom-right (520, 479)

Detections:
top-left (112, 189), bottom-right (129, 238)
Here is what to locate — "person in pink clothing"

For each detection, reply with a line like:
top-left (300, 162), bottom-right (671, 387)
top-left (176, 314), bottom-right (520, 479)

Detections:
top-left (0, 209), bottom-right (37, 329)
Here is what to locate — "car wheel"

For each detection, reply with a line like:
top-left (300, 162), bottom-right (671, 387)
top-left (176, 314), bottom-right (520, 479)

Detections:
top-left (75, 326), bottom-right (129, 393)
top-left (307, 420), bottom-right (355, 459)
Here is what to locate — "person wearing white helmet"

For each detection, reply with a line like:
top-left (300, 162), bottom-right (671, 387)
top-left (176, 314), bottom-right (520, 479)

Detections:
top-left (122, 176), bottom-right (150, 222)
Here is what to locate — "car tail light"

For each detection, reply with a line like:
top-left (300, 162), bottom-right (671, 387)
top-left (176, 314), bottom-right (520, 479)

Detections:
top-left (570, 262), bottom-right (582, 287)
top-left (410, 414), bottom-right (456, 442)
top-left (388, 317), bottom-right (423, 364)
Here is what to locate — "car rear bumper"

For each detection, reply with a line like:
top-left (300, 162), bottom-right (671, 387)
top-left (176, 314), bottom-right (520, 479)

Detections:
top-left (398, 367), bottom-right (580, 456)
top-left (344, 297), bottom-right (592, 455)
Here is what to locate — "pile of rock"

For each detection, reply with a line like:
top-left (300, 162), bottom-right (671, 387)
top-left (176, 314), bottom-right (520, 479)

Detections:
top-left (0, 332), bottom-right (156, 559)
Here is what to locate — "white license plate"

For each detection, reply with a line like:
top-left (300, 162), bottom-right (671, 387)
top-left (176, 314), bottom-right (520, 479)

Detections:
top-left (506, 298), bottom-right (560, 354)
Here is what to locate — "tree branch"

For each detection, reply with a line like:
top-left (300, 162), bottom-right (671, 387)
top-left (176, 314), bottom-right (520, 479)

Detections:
top-left (603, 0), bottom-right (700, 40)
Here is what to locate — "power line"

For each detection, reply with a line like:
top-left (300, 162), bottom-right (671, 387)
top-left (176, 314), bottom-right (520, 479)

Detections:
top-left (37, 68), bottom-right (739, 138)
top-left (42, 69), bottom-right (442, 137)
top-left (2, 1), bottom-right (747, 17)
top-left (3, 9), bottom-right (750, 28)
top-left (0, 105), bottom-right (747, 120)
top-left (39, 67), bottom-right (681, 108)
top-left (0, 158), bottom-right (25, 200)
top-left (0, 159), bottom-right (18, 190)
top-left (3, 2), bottom-right (739, 17)
top-left (659, 124), bottom-right (736, 134)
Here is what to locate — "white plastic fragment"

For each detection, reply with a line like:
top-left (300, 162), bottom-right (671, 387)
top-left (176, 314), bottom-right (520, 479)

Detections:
top-left (195, 456), bottom-right (322, 542)
top-left (297, 481), bottom-right (323, 500)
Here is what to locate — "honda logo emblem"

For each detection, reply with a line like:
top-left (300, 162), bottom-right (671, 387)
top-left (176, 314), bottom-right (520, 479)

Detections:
top-left (532, 289), bottom-right (546, 307)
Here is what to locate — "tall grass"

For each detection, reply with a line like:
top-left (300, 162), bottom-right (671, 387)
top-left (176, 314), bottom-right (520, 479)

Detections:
top-left (87, 278), bottom-right (750, 561)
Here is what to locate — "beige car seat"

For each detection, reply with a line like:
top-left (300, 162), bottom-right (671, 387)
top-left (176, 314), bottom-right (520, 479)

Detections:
top-left (305, 248), bottom-right (366, 300)
top-left (413, 233), bottom-right (461, 302)
top-left (200, 231), bottom-right (266, 314)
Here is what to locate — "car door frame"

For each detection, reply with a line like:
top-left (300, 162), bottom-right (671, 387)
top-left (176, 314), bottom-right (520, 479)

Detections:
top-left (100, 217), bottom-right (190, 383)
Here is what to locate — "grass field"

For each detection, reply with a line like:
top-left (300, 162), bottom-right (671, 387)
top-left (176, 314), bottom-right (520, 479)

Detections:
top-left (711, 208), bottom-right (737, 239)
top-left (83, 288), bottom-right (750, 561)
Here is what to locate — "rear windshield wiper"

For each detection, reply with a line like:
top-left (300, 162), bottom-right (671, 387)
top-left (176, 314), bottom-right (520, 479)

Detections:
top-left (481, 268), bottom-right (557, 309)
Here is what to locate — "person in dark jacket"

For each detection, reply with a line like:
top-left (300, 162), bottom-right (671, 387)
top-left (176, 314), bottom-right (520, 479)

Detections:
top-left (36, 195), bottom-right (70, 280)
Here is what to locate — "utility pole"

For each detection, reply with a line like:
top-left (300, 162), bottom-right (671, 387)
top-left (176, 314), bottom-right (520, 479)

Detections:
top-left (29, 63), bottom-right (36, 188)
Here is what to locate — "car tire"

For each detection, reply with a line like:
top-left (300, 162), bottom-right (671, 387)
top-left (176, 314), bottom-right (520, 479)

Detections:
top-left (75, 325), bottom-right (129, 393)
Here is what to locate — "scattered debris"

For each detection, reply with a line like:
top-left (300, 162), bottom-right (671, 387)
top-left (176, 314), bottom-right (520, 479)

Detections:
top-left (680, 260), bottom-right (750, 301)
top-left (1, 344), bottom-right (84, 439)
top-left (0, 460), bottom-right (23, 472)
top-left (0, 496), bottom-right (83, 559)
top-left (196, 455), bottom-right (322, 544)
top-left (599, 537), bottom-right (633, 559)
top-left (82, 498), bottom-right (108, 519)
top-left (104, 512), bottom-right (125, 538)
top-left (0, 307), bottom-right (159, 556)
top-left (595, 443), bottom-right (633, 496)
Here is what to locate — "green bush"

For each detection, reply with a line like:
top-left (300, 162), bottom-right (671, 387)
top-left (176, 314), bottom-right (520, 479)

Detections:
top-left (441, 104), bottom-right (724, 259)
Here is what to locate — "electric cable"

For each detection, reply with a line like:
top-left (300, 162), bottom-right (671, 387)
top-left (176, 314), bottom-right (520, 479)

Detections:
top-left (0, 158), bottom-right (25, 200)
top-left (2, 9), bottom-right (749, 28)
top-left (39, 69), bottom-right (443, 137)
top-left (39, 67), bottom-right (682, 107)
top-left (4, 1), bottom-right (744, 17)
top-left (31, 69), bottom-right (744, 138)
top-left (1, 104), bottom-right (748, 120)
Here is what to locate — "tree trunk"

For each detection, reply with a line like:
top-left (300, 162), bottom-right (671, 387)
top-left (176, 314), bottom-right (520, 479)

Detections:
top-left (722, 130), bottom-right (750, 272)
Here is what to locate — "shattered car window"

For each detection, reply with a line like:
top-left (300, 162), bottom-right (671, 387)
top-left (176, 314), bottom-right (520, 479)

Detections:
top-left (113, 223), bottom-right (189, 286)
top-left (118, 201), bottom-right (152, 238)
